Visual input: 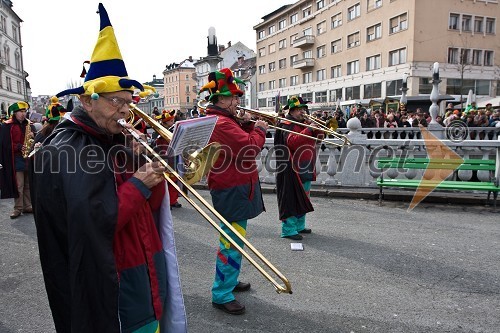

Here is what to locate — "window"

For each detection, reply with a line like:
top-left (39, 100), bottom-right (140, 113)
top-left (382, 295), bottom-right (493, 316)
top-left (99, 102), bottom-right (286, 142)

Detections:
top-left (484, 50), bottom-right (493, 66)
top-left (301, 92), bottom-right (313, 101)
top-left (347, 60), bottom-right (359, 75)
top-left (269, 43), bottom-right (276, 53)
top-left (303, 50), bottom-right (312, 59)
top-left (12, 25), bottom-right (18, 43)
top-left (269, 62), bottom-right (276, 72)
top-left (278, 19), bottom-right (287, 30)
top-left (448, 48), bottom-right (459, 64)
top-left (279, 78), bottom-right (287, 88)
top-left (258, 47), bottom-right (266, 57)
top-left (347, 3), bottom-right (361, 21)
top-left (258, 30), bottom-right (265, 39)
top-left (317, 69), bottom-right (326, 81)
top-left (347, 32), bottom-right (360, 48)
top-left (258, 98), bottom-right (267, 107)
top-left (317, 45), bottom-right (326, 58)
top-left (485, 18), bottom-right (495, 34)
top-left (290, 54), bottom-right (298, 65)
top-left (317, 0), bottom-right (325, 10)
top-left (462, 15), bottom-right (472, 32)
top-left (303, 72), bottom-right (313, 84)
top-left (389, 48), bottom-right (406, 66)
top-left (0, 16), bottom-right (5, 31)
top-left (186, 96), bottom-right (190, 103)
top-left (474, 17), bottom-right (483, 33)
top-left (345, 86), bottom-right (360, 99)
top-left (279, 38), bottom-right (287, 49)
top-left (364, 83), bottom-right (382, 98)
top-left (331, 65), bottom-right (341, 78)
top-left (303, 6), bottom-right (312, 18)
top-left (303, 27), bottom-right (313, 36)
top-left (290, 34), bottom-right (298, 45)
top-left (449, 13), bottom-right (459, 30)
top-left (387, 79), bottom-right (404, 95)
top-left (331, 13), bottom-right (342, 29)
top-left (331, 39), bottom-right (342, 53)
top-left (367, 0), bottom-right (382, 11)
top-left (14, 52), bottom-right (20, 70)
top-left (185, 84), bottom-right (190, 92)
top-left (367, 23), bottom-right (382, 42)
top-left (461, 49), bottom-right (471, 64)
top-left (329, 88), bottom-right (342, 102)
top-left (366, 54), bottom-right (381, 70)
top-left (269, 25), bottom-right (276, 35)
top-left (316, 91), bottom-right (327, 103)
top-left (446, 79), bottom-right (490, 95)
top-left (390, 13), bottom-right (408, 33)
top-left (279, 58), bottom-right (287, 69)
top-left (472, 50), bottom-right (482, 65)
top-left (6, 76), bottom-right (12, 91)
top-left (269, 80), bottom-right (276, 89)
top-left (267, 99), bottom-right (275, 107)
top-left (290, 75), bottom-right (299, 86)
top-left (258, 82), bottom-right (265, 91)
top-left (259, 65), bottom-right (266, 74)
top-left (4, 45), bottom-right (10, 66)
top-left (290, 13), bottom-right (298, 24)
top-left (16, 80), bottom-right (22, 93)
top-left (317, 21), bottom-right (326, 35)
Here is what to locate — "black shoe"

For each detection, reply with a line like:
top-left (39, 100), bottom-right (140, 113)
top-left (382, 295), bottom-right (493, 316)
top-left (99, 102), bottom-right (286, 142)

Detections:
top-left (170, 202), bottom-right (182, 208)
top-left (212, 300), bottom-right (245, 315)
top-left (299, 228), bottom-right (312, 234)
top-left (283, 234), bottom-right (303, 240)
top-left (233, 282), bottom-right (251, 292)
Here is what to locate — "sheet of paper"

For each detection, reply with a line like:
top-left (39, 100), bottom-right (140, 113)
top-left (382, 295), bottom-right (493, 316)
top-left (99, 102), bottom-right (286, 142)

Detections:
top-left (290, 243), bottom-right (304, 251)
top-left (169, 116), bottom-right (218, 157)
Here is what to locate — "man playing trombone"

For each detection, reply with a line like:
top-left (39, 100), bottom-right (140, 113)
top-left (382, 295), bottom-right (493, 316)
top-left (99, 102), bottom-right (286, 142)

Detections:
top-left (274, 96), bottom-right (323, 240)
top-left (199, 68), bottom-right (268, 315)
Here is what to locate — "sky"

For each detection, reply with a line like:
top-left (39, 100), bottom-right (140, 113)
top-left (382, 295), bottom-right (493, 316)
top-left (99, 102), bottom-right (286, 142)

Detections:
top-left (14, 0), bottom-right (283, 96)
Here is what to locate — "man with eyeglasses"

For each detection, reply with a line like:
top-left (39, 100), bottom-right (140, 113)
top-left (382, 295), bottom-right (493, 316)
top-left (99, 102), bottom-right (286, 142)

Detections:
top-left (32, 4), bottom-right (187, 333)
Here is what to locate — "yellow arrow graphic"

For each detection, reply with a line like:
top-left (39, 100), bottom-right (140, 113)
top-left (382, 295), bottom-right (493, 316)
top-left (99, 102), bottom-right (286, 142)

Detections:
top-left (408, 127), bottom-right (464, 211)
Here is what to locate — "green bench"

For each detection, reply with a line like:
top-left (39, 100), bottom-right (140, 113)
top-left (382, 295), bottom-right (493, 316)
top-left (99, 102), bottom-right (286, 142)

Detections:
top-left (377, 158), bottom-right (499, 208)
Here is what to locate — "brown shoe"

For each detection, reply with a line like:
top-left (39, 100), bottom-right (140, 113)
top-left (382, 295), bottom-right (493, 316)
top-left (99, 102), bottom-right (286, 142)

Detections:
top-left (233, 282), bottom-right (251, 292)
top-left (212, 300), bottom-right (245, 315)
top-left (10, 210), bottom-right (21, 219)
top-left (23, 207), bottom-right (33, 214)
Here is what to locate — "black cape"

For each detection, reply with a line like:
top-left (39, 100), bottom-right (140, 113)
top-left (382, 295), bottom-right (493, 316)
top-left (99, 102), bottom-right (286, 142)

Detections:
top-left (274, 117), bottom-right (314, 220)
top-left (33, 107), bottom-right (125, 332)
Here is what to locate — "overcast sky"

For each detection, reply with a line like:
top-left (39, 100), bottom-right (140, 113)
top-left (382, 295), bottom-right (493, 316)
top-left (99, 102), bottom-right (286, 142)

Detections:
top-left (14, 0), bottom-right (282, 96)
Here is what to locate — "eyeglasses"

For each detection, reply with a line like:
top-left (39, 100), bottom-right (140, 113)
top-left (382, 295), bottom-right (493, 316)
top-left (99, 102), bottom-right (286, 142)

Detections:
top-left (100, 95), bottom-right (133, 109)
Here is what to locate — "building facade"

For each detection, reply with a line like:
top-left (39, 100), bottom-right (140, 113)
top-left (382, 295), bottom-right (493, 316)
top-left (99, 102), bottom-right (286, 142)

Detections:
top-left (163, 57), bottom-right (198, 113)
top-left (0, 0), bottom-right (28, 115)
top-left (254, 0), bottom-right (499, 112)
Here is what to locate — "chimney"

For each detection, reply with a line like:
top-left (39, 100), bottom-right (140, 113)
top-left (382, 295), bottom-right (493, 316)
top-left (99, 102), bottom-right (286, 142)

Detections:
top-left (237, 56), bottom-right (244, 66)
top-left (228, 41), bottom-right (232, 47)
top-left (188, 56), bottom-right (193, 62)
top-left (218, 44), bottom-right (225, 53)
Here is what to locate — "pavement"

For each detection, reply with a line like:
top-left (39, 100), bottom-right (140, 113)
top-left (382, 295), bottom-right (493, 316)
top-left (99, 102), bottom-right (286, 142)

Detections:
top-left (0, 189), bottom-right (499, 333)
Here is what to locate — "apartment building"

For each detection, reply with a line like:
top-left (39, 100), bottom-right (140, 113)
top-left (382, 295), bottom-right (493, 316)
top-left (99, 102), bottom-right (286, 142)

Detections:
top-left (254, 0), bottom-right (499, 112)
top-left (0, 0), bottom-right (27, 115)
top-left (163, 57), bottom-right (198, 113)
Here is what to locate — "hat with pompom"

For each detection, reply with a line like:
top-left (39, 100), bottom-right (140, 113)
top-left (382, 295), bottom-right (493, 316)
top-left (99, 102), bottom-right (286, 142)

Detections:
top-left (56, 3), bottom-right (157, 100)
top-left (155, 109), bottom-right (175, 123)
top-left (283, 96), bottom-right (310, 110)
top-left (8, 101), bottom-right (30, 117)
top-left (199, 68), bottom-right (245, 101)
top-left (45, 96), bottom-right (66, 123)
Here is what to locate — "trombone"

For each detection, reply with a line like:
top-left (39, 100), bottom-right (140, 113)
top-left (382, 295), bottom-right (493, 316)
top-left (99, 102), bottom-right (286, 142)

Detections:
top-left (120, 104), bottom-right (293, 294)
top-left (197, 100), bottom-right (350, 147)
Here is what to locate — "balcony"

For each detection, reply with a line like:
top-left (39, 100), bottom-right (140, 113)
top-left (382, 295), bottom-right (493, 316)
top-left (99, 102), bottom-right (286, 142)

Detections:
top-left (292, 58), bottom-right (314, 69)
top-left (293, 35), bottom-right (315, 48)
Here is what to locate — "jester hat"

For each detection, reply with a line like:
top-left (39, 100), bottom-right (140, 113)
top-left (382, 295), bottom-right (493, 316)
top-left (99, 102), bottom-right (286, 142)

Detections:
top-left (8, 101), bottom-right (30, 117)
top-left (56, 3), bottom-right (149, 99)
top-left (155, 109), bottom-right (175, 123)
top-left (283, 96), bottom-right (311, 111)
top-left (45, 96), bottom-right (66, 123)
top-left (199, 68), bottom-right (245, 101)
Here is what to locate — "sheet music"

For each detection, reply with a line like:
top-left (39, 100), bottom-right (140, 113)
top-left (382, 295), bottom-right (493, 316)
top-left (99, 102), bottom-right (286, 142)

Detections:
top-left (169, 116), bottom-right (218, 157)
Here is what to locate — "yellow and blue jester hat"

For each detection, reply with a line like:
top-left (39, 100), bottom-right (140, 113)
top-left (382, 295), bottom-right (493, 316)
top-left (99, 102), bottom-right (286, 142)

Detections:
top-left (56, 3), bottom-right (155, 99)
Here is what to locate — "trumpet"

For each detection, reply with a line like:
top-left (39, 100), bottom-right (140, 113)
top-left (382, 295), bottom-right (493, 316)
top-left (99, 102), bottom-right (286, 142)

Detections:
top-left (118, 109), bottom-right (293, 294)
